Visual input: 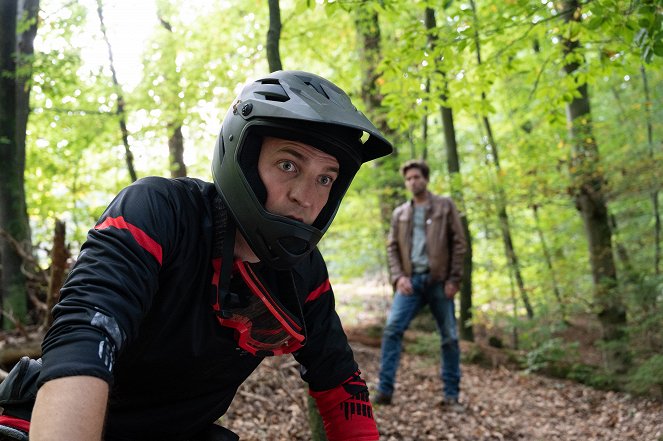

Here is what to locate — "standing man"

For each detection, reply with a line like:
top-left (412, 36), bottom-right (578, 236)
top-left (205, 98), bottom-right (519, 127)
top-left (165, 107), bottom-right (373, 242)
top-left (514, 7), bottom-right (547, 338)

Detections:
top-left (374, 159), bottom-right (467, 410)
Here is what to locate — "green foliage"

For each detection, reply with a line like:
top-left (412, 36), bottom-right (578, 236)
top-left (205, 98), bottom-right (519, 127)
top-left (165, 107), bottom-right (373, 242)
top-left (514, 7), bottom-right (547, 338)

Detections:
top-left (410, 305), bottom-right (438, 333)
top-left (627, 354), bottom-right (663, 396)
top-left (26, 1), bottom-right (125, 250)
top-left (407, 332), bottom-right (441, 358)
top-left (320, 179), bottom-right (388, 278)
top-left (524, 337), bottom-right (576, 374)
top-left (521, 338), bottom-right (620, 390)
top-left (631, 0), bottom-right (663, 63)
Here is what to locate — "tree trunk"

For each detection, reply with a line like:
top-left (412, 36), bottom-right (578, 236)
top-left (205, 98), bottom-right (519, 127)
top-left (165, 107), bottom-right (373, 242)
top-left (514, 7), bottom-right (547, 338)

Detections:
top-left (16, 0), bottom-right (39, 180)
top-left (45, 219), bottom-right (69, 328)
top-left (468, 0), bottom-right (533, 319)
top-left (0, 0), bottom-right (39, 329)
top-left (532, 204), bottom-right (566, 320)
top-left (640, 64), bottom-right (660, 275)
top-left (443, 106), bottom-right (474, 340)
top-left (96, 0), bottom-right (137, 183)
top-left (266, 0), bottom-right (283, 72)
top-left (355, 6), bottom-right (390, 141)
top-left (168, 124), bottom-right (186, 178)
top-left (560, 0), bottom-right (627, 372)
top-left (354, 4), bottom-right (402, 240)
top-left (422, 79), bottom-right (430, 160)
top-left (156, 12), bottom-right (188, 179)
top-left (306, 395), bottom-right (327, 441)
top-left (425, 7), bottom-right (474, 341)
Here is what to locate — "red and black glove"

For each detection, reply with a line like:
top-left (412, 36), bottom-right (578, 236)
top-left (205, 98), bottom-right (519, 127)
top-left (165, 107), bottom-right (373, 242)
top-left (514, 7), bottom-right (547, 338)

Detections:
top-left (309, 371), bottom-right (379, 441)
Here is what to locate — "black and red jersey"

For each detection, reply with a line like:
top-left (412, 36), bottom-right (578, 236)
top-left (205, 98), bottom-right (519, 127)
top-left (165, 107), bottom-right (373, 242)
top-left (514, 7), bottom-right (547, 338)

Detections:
top-left (38, 177), bottom-right (361, 441)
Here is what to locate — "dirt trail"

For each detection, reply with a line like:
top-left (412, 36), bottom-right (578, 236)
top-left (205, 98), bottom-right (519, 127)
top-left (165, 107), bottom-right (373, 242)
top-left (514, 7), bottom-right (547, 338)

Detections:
top-left (224, 341), bottom-right (663, 441)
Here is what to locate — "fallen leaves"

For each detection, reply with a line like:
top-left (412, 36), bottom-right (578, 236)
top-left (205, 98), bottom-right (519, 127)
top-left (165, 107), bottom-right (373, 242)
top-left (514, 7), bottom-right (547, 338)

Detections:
top-left (224, 342), bottom-right (663, 441)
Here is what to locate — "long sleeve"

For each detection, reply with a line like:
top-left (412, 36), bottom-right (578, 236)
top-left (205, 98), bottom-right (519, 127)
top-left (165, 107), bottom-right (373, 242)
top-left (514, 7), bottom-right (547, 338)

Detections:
top-left (38, 177), bottom-right (179, 387)
top-left (386, 205), bottom-right (406, 288)
top-left (446, 199), bottom-right (467, 285)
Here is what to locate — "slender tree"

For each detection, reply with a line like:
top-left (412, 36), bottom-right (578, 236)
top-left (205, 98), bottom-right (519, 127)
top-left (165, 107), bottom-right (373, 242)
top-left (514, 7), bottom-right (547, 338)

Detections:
top-left (425, 7), bottom-right (474, 341)
top-left (266, 0), bottom-right (282, 72)
top-left (16, 0), bottom-right (39, 187)
top-left (355, 5), bottom-right (388, 139)
top-left (0, 0), bottom-right (39, 328)
top-left (156, 7), bottom-right (187, 178)
top-left (468, 0), bottom-right (533, 319)
top-left (96, 0), bottom-right (137, 182)
top-left (354, 2), bottom-right (402, 239)
top-left (559, 0), bottom-right (627, 371)
top-left (45, 219), bottom-right (69, 328)
top-left (167, 124), bottom-right (186, 178)
top-left (531, 204), bottom-right (566, 320)
top-left (640, 64), bottom-right (660, 276)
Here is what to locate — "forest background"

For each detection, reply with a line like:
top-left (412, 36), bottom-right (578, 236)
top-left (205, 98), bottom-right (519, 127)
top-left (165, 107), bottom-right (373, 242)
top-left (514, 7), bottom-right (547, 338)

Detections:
top-left (1, 0), bottom-right (662, 399)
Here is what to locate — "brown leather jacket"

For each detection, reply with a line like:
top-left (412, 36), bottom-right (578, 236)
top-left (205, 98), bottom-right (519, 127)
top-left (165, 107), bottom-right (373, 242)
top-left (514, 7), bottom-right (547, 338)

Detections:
top-left (387, 191), bottom-right (467, 288)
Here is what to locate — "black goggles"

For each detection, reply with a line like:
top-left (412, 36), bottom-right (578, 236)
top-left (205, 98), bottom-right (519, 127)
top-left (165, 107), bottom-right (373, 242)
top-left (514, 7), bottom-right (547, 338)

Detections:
top-left (212, 259), bottom-right (305, 356)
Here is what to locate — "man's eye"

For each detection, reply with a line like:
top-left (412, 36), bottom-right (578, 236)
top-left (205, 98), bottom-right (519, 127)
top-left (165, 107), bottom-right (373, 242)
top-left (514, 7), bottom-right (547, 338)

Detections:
top-left (278, 161), bottom-right (295, 172)
top-left (319, 175), bottom-right (335, 186)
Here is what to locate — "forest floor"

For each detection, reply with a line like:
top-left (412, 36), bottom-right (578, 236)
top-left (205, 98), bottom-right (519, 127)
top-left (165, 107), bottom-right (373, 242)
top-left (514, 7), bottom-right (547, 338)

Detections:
top-left (224, 340), bottom-right (663, 441)
top-left (223, 279), bottom-right (663, 441)
top-left (1, 280), bottom-right (662, 440)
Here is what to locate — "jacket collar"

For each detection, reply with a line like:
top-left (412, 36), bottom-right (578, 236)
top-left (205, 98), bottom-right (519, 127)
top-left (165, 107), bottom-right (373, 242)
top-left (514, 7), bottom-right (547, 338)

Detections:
top-left (409, 190), bottom-right (432, 208)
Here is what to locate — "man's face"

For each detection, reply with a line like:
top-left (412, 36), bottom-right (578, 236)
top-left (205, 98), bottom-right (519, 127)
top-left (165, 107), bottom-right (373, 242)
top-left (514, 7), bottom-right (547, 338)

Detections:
top-left (258, 136), bottom-right (340, 225)
top-left (403, 167), bottom-right (428, 197)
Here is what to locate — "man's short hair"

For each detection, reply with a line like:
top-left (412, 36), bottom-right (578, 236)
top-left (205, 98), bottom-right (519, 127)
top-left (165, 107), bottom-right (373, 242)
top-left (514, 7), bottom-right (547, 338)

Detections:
top-left (400, 159), bottom-right (429, 180)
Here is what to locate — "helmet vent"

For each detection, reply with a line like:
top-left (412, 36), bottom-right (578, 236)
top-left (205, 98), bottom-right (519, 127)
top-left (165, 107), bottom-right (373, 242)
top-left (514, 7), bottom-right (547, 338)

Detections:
top-left (254, 83), bottom-right (289, 102)
top-left (293, 74), bottom-right (331, 100)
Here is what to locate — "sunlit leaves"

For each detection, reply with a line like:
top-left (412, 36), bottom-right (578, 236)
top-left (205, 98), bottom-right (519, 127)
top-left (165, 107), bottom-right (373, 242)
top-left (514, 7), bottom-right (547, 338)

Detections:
top-left (23, 0), bottom-right (663, 328)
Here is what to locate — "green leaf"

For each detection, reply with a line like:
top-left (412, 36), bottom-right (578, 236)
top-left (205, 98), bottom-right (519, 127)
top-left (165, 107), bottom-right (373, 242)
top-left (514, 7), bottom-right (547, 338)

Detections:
top-left (653, 40), bottom-right (663, 56)
top-left (586, 17), bottom-right (604, 30)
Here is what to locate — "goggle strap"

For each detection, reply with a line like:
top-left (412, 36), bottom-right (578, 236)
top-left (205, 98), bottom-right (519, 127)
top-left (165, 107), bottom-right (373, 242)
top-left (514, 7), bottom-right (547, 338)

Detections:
top-left (240, 263), bottom-right (302, 333)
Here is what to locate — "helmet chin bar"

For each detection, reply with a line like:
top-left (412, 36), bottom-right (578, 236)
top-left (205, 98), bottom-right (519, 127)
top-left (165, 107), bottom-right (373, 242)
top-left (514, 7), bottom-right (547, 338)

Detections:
top-left (239, 218), bottom-right (320, 270)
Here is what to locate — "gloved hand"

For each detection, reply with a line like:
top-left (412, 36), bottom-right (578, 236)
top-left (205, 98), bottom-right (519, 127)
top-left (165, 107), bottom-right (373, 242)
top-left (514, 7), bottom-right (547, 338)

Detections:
top-left (0, 418), bottom-right (29, 441)
top-left (0, 356), bottom-right (42, 441)
top-left (0, 356), bottom-right (41, 421)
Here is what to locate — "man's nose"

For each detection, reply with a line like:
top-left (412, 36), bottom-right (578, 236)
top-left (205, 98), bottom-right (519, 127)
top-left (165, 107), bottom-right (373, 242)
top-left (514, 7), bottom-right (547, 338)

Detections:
top-left (288, 182), bottom-right (313, 208)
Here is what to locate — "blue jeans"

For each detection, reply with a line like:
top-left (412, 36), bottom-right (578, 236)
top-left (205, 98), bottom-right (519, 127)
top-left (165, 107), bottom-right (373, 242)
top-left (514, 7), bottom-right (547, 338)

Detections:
top-left (378, 273), bottom-right (461, 399)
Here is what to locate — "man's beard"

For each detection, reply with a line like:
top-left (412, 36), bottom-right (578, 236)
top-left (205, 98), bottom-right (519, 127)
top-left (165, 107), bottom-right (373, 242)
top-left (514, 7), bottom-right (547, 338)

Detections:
top-left (412, 186), bottom-right (426, 197)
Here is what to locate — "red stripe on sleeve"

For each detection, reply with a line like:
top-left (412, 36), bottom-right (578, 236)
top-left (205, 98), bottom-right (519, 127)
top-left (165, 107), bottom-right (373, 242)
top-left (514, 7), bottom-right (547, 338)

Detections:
top-left (95, 216), bottom-right (163, 265)
top-left (305, 278), bottom-right (331, 303)
top-left (0, 415), bottom-right (30, 432)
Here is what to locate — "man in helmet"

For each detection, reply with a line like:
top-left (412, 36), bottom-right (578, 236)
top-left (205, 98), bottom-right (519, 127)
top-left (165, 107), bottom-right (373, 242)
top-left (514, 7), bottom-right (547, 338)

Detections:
top-left (0, 71), bottom-right (392, 441)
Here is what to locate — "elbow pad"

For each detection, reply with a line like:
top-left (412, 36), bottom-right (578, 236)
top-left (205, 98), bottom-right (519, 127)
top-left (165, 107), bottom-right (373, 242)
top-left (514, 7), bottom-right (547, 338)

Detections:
top-left (309, 370), bottom-right (379, 441)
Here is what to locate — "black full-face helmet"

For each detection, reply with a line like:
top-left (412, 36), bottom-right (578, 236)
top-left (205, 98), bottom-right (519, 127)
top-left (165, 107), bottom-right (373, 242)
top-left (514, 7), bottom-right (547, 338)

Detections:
top-left (212, 70), bottom-right (393, 270)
